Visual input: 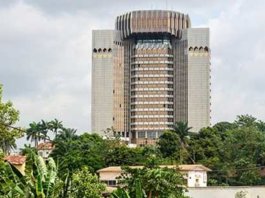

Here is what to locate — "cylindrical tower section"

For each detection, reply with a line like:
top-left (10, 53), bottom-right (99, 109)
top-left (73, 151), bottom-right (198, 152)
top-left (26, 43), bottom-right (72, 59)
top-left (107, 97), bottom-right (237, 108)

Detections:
top-left (114, 10), bottom-right (190, 146)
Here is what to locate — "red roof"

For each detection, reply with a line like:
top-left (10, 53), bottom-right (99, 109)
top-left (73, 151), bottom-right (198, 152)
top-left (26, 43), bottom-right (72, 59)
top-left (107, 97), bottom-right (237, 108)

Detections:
top-left (4, 155), bottom-right (26, 165)
top-left (37, 142), bottom-right (54, 150)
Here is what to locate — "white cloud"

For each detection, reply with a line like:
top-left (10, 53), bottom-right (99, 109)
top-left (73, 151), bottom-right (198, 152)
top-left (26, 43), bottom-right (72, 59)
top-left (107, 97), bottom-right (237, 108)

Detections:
top-left (0, 2), bottom-right (96, 132)
top-left (209, 0), bottom-right (265, 123)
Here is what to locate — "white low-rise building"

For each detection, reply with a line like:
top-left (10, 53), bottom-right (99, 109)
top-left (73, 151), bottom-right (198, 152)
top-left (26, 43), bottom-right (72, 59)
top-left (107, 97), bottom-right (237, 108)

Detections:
top-left (97, 164), bottom-right (211, 188)
top-left (37, 142), bottom-right (54, 159)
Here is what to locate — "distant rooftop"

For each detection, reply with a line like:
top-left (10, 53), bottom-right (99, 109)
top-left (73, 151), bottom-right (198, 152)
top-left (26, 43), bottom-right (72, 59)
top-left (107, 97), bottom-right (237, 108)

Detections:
top-left (97, 164), bottom-right (211, 173)
top-left (4, 155), bottom-right (26, 165)
top-left (37, 142), bottom-right (54, 150)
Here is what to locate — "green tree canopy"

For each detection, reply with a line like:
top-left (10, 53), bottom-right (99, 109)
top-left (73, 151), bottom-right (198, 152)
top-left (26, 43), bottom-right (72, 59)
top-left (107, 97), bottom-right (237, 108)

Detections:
top-left (119, 166), bottom-right (187, 198)
top-left (0, 85), bottom-right (21, 154)
top-left (69, 167), bottom-right (106, 198)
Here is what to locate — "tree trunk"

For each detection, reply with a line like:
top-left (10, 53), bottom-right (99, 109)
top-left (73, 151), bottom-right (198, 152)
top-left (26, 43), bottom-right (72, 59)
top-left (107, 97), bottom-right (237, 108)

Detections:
top-left (35, 138), bottom-right (38, 148)
top-left (148, 191), bottom-right (152, 198)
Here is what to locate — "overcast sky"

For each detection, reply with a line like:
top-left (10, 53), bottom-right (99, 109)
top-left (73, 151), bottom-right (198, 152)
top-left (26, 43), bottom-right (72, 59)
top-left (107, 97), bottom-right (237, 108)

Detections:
top-left (0, 0), bottom-right (265, 134)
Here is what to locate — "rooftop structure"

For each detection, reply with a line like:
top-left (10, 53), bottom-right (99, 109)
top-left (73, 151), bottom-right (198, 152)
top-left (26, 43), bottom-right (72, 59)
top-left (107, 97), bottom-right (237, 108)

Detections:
top-left (4, 155), bottom-right (26, 175)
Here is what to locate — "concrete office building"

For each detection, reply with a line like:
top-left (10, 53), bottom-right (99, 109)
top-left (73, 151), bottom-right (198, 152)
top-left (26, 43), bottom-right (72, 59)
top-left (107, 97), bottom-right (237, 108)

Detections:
top-left (92, 10), bottom-right (211, 145)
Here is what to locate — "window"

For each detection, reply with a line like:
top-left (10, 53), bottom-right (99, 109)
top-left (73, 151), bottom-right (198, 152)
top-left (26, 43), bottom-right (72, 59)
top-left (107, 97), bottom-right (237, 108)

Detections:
top-left (138, 131), bottom-right (145, 138)
top-left (103, 48), bottom-right (107, 52)
top-left (157, 131), bottom-right (163, 137)
top-left (147, 131), bottom-right (156, 139)
top-left (103, 180), bottom-right (117, 186)
top-left (108, 48), bottom-right (112, 52)
top-left (93, 48), bottom-right (97, 53)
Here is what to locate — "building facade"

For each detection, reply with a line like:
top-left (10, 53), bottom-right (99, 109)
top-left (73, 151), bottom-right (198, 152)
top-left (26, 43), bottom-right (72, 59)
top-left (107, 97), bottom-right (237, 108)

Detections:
top-left (97, 164), bottom-right (211, 188)
top-left (92, 10), bottom-right (211, 145)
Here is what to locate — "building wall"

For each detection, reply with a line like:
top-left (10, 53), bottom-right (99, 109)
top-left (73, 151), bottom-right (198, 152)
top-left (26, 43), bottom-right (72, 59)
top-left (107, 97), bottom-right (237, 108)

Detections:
top-left (187, 170), bottom-right (207, 187)
top-left (187, 186), bottom-right (265, 198)
top-left (113, 39), bottom-right (125, 134)
top-left (178, 28), bottom-right (210, 132)
top-left (99, 171), bottom-right (121, 181)
top-left (14, 163), bottom-right (25, 175)
top-left (92, 30), bottom-right (114, 135)
top-left (38, 149), bottom-right (52, 158)
top-left (174, 39), bottom-right (188, 123)
top-left (98, 169), bottom-right (209, 188)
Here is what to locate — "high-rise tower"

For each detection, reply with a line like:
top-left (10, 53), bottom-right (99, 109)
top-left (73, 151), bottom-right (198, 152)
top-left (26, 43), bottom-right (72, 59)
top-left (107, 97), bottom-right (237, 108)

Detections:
top-left (92, 10), bottom-right (211, 145)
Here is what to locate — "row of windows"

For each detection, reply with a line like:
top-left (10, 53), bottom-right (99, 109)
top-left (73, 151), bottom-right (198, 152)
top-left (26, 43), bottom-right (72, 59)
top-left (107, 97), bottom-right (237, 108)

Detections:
top-left (131, 70), bottom-right (173, 75)
top-left (131, 111), bottom-right (174, 116)
top-left (131, 84), bottom-right (173, 89)
top-left (134, 48), bottom-right (172, 54)
top-left (131, 98), bottom-right (174, 102)
top-left (132, 57), bottom-right (173, 62)
top-left (102, 180), bottom-right (117, 186)
top-left (93, 48), bottom-right (112, 53)
top-left (131, 77), bottom-right (173, 82)
top-left (131, 118), bottom-right (174, 123)
top-left (113, 131), bottom-right (129, 137)
top-left (138, 131), bottom-right (157, 139)
top-left (189, 46), bottom-right (209, 52)
top-left (131, 104), bottom-right (173, 109)
top-left (131, 130), bottom-right (164, 139)
top-left (132, 103), bottom-right (174, 108)
top-left (132, 124), bottom-right (173, 129)
top-left (131, 91), bottom-right (173, 95)
top-left (132, 64), bottom-right (173, 68)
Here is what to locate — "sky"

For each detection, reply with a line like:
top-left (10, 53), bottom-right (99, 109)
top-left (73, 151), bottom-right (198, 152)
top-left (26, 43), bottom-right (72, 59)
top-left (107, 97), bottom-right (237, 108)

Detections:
top-left (0, 0), bottom-right (265, 135)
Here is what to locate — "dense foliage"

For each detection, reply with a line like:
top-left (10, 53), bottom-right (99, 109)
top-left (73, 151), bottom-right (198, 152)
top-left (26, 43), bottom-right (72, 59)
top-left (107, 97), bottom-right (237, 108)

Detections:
top-left (0, 150), bottom-right (61, 198)
top-left (0, 85), bottom-right (22, 154)
top-left (116, 166), bottom-right (188, 198)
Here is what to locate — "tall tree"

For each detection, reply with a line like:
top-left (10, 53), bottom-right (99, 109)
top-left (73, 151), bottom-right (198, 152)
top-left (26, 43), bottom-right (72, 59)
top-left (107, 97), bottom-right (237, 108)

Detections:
top-left (157, 131), bottom-right (180, 164)
top-left (0, 85), bottom-right (21, 154)
top-left (234, 114), bottom-right (257, 127)
top-left (48, 119), bottom-right (63, 137)
top-left (26, 121), bottom-right (46, 147)
top-left (172, 121), bottom-right (194, 164)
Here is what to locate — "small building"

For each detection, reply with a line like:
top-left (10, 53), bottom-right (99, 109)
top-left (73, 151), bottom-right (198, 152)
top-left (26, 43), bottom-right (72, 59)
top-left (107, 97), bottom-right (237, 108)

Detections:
top-left (4, 155), bottom-right (26, 175)
top-left (37, 142), bottom-right (54, 159)
top-left (97, 164), bottom-right (211, 188)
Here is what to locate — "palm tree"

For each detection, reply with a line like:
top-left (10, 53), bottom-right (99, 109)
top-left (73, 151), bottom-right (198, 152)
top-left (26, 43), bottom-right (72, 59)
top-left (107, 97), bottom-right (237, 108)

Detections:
top-left (48, 119), bottom-right (63, 137)
top-left (172, 121), bottom-right (195, 164)
top-left (26, 121), bottom-right (41, 147)
top-left (173, 121), bottom-right (192, 143)
top-left (57, 128), bottom-right (77, 142)
top-left (26, 121), bottom-right (48, 147)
